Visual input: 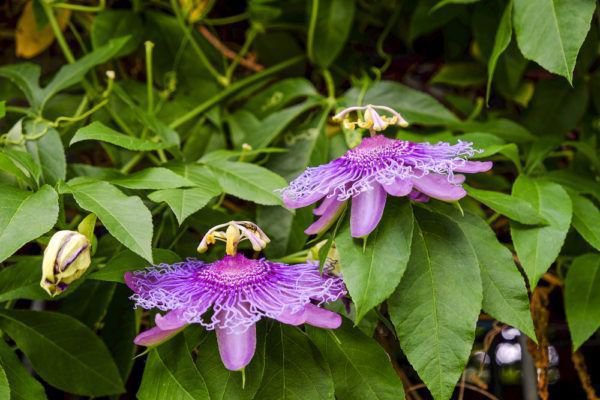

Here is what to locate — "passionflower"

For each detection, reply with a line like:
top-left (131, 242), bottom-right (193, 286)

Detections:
top-left (281, 105), bottom-right (493, 238)
top-left (41, 230), bottom-right (92, 297)
top-left (125, 222), bottom-right (346, 371)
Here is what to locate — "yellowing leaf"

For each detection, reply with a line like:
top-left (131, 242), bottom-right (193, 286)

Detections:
top-left (16, 1), bottom-right (71, 59)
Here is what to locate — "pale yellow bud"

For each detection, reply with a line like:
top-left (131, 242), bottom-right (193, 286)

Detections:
top-left (40, 230), bottom-right (91, 297)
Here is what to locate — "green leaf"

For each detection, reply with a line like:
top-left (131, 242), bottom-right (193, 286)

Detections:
top-left (25, 124), bottom-right (66, 185)
top-left (0, 101), bottom-right (5, 118)
top-left (343, 81), bottom-right (459, 125)
top-left (68, 180), bottom-right (154, 262)
top-left (257, 206), bottom-right (312, 258)
top-left (486, 0), bottom-right (512, 102)
top-left (465, 185), bottom-right (546, 225)
top-left (244, 78), bottom-right (318, 118)
top-left (0, 63), bottom-right (42, 110)
top-left (0, 258), bottom-right (50, 302)
top-left (229, 98), bottom-right (321, 149)
top-left (308, 319), bottom-right (405, 400)
top-left (454, 118), bottom-right (536, 143)
top-left (388, 207), bottom-right (482, 400)
top-left (149, 188), bottom-right (219, 225)
top-left (40, 37), bottom-right (129, 107)
top-left (195, 324), bottom-right (267, 400)
top-left (207, 161), bottom-right (286, 206)
top-left (570, 193), bottom-right (600, 251)
top-left (546, 170), bottom-right (600, 202)
top-left (255, 325), bottom-right (334, 400)
top-left (0, 185), bottom-right (58, 263)
top-left (433, 204), bottom-right (535, 339)
top-left (2, 149), bottom-right (42, 189)
top-left (92, 10), bottom-right (143, 56)
top-left (111, 167), bottom-right (194, 190)
top-left (0, 310), bottom-right (124, 396)
top-left (70, 121), bottom-right (170, 151)
top-left (513, 0), bottom-right (595, 83)
top-left (137, 333), bottom-right (210, 400)
top-left (336, 200), bottom-right (413, 321)
top-left (0, 362), bottom-right (9, 400)
top-left (565, 253), bottom-right (600, 350)
top-left (430, 63), bottom-right (486, 87)
top-left (59, 281), bottom-right (116, 329)
top-left (510, 176), bottom-right (572, 287)
top-left (0, 339), bottom-right (46, 400)
top-left (89, 248), bottom-right (181, 283)
top-left (310, 0), bottom-right (355, 68)
top-left (100, 285), bottom-right (138, 381)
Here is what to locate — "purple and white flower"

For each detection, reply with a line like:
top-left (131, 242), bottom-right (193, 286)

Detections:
top-left (125, 253), bottom-right (346, 371)
top-left (281, 106), bottom-right (492, 238)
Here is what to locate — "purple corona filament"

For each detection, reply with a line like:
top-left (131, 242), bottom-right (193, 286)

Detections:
top-left (125, 253), bottom-right (346, 371)
top-left (281, 135), bottom-right (493, 238)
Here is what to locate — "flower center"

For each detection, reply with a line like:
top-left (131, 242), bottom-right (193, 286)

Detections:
top-left (342, 135), bottom-right (412, 167)
top-left (197, 254), bottom-right (271, 288)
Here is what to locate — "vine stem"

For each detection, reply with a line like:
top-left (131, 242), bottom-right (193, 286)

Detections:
top-left (205, 12), bottom-right (250, 25)
top-left (224, 26), bottom-right (258, 83)
top-left (41, 1), bottom-right (75, 63)
top-left (170, 0), bottom-right (226, 85)
top-left (306, 0), bottom-right (319, 62)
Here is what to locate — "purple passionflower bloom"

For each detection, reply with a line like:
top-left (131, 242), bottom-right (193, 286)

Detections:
top-left (125, 253), bottom-right (346, 371)
top-left (281, 134), bottom-right (492, 238)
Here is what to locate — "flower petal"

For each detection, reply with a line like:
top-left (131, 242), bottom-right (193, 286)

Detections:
top-left (382, 178), bottom-right (413, 197)
top-left (305, 199), bottom-right (345, 235)
top-left (408, 190), bottom-right (430, 203)
top-left (314, 195), bottom-right (339, 216)
top-left (283, 191), bottom-right (325, 209)
top-left (275, 307), bottom-right (306, 326)
top-left (303, 304), bottom-right (342, 329)
top-left (155, 309), bottom-right (187, 330)
top-left (216, 324), bottom-right (257, 371)
top-left (454, 161), bottom-right (493, 173)
top-left (134, 325), bottom-right (184, 347)
top-left (411, 174), bottom-right (466, 201)
top-left (350, 184), bottom-right (387, 237)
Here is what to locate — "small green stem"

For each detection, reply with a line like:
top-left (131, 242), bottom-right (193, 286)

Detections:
top-left (145, 41), bottom-right (155, 115)
top-left (205, 12), bottom-right (250, 25)
top-left (171, 0), bottom-right (226, 85)
top-left (225, 26), bottom-right (258, 83)
top-left (307, 0), bottom-right (319, 62)
top-left (52, 98), bottom-right (108, 127)
top-left (321, 69), bottom-right (336, 101)
top-left (120, 153), bottom-right (145, 173)
top-left (169, 55), bottom-right (305, 129)
top-left (52, 0), bottom-right (106, 12)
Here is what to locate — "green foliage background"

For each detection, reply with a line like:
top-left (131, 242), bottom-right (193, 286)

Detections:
top-left (0, 0), bottom-right (599, 399)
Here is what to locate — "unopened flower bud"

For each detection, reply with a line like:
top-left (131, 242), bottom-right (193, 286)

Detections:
top-left (41, 231), bottom-right (91, 297)
top-left (308, 241), bottom-right (342, 276)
